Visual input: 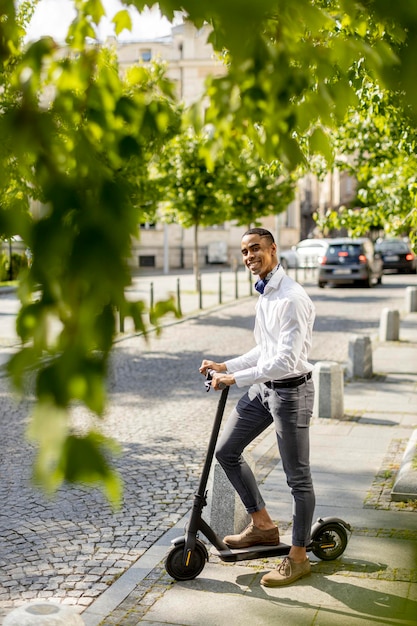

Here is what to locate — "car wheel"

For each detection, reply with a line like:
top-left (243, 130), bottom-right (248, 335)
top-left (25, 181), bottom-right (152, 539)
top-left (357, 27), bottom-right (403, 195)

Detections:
top-left (318, 281), bottom-right (326, 288)
top-left (362, 274), bottom-right (372, 288)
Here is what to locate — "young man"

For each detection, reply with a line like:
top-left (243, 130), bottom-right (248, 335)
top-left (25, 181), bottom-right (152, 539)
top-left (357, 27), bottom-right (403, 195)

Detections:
top-left (199, 227), bottom-right (316, 587)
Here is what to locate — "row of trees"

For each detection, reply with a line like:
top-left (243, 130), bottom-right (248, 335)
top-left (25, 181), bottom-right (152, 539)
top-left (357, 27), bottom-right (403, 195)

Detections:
top-left (320, 80), bottom-right (417, 245)
top-left (155, 130), bottom-right (295, 286)
top-left (1, 0), bottom-right (417, 503)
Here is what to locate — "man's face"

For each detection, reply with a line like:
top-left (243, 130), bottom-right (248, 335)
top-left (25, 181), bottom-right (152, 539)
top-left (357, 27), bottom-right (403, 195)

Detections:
top-left (241, 233), bottom-right (277, 279)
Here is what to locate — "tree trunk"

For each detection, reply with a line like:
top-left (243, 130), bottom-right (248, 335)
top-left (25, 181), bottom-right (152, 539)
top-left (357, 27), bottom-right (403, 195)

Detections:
top-left (193, 223), bottom-right (200, 291)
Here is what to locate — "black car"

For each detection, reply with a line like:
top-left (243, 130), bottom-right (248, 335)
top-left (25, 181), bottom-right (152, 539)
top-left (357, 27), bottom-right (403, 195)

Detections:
top-left (374, 239), bottom-right (416, 274)
top-left (318, 238), bottom-right (383, 288)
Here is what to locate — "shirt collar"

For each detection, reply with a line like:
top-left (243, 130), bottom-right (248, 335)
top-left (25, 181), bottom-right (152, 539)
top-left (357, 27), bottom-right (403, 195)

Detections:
top-left (264, 264), bottom-right (279, 282)
top-left (255, 264), bottom-right (280, 294)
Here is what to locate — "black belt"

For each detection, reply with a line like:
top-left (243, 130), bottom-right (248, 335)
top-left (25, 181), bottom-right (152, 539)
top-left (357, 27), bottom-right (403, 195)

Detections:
top-left (265, 371), bottom-right (312, 389)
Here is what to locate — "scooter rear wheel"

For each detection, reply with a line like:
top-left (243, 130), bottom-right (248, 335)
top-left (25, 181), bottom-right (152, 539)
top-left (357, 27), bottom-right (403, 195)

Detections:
top-left (165, 539), bottom-right (207, 580)
top-left (311, 522), bottom-right (348, 561)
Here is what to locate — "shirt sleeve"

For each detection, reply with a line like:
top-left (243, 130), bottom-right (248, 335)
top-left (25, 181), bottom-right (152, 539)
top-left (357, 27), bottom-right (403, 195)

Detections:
top-left (224, 345), bottom-right (260, 374)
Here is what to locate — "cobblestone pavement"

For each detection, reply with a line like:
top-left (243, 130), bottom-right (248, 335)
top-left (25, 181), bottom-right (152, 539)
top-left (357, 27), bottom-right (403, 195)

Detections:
top-left (0, 297), bottom-right (255, 620)
top-left (0, 272), bottom-right (416, 622)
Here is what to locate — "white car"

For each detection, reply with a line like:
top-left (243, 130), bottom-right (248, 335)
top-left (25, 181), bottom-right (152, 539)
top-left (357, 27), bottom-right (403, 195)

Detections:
top-left (280, 239), bottom-right (330, 270)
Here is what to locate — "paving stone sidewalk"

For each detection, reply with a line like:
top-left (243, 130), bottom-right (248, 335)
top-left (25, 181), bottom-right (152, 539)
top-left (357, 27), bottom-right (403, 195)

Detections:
top-left (80, 319), bottom-right (417, 626)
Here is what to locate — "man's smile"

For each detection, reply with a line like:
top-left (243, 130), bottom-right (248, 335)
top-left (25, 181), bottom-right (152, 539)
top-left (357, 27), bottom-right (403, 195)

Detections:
top-left (247, 261), bottom-right (260, 272)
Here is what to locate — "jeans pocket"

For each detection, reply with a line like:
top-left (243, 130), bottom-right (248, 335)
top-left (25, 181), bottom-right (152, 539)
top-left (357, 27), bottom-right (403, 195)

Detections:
top-left (297, 382), bottom-right (314, 427)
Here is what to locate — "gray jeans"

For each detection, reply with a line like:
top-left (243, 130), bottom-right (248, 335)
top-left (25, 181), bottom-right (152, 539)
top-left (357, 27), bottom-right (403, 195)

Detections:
top-left (215, 379), bottom-right (315, 547)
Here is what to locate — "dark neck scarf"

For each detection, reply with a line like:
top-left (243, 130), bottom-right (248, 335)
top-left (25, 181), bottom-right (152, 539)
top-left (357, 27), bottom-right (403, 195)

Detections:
top-left (255, 278), bottom-right (268, 294)
top-left (255, 264), bottom-right (279, 294)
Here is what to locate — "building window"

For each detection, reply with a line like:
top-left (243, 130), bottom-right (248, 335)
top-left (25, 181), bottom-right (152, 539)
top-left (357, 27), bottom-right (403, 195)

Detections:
top-left (140, 222), bottom-right (156, 229)
top-left (139, 255), bottom-right (155, 267)
top-left (140, 49), bottom-right (152, 62)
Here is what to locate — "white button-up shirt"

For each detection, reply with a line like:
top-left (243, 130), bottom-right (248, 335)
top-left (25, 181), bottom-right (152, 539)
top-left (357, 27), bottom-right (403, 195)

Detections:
top-left (224, 265), bottom-right (315, 388)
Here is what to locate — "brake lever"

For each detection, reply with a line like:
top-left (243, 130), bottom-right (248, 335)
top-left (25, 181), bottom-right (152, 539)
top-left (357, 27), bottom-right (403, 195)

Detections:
top-left (205, 369), bottom-right (226, 392)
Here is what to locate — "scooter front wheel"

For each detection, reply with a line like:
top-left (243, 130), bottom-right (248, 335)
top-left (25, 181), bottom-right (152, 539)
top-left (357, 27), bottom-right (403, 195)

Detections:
top-left (165, 539), bottom-right (208, 580)
top-left (311, 522), bottom-right (348, 561)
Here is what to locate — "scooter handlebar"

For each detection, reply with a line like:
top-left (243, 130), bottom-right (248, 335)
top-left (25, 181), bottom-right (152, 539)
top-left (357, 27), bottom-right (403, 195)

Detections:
top-left (205, 369), bottom-right (226, 392)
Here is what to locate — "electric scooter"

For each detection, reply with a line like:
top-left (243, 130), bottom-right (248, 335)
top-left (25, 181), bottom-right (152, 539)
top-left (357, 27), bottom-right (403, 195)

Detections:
top-left (165, 372), bottom-right (351, 581)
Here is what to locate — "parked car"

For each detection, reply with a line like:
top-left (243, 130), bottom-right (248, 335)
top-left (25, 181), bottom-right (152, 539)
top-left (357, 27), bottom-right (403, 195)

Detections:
top-left (317, 238), bottom-right (383, 288)
top-left (374, 239), bottom-right (416, 274)
top-left (280, 238), bottom-right (330, 270)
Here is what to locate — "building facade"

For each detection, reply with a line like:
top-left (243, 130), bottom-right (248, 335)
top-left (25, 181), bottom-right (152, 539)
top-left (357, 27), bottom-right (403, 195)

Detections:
top-left (98, 24), bottom-right (358, 271)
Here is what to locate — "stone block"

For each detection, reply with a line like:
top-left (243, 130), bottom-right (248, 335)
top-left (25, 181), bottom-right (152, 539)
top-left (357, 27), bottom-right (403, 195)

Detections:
top-left (347, 335), bottom-right (373, 378)
top-left (4, 602), bottom-right (85, 625)
top-left (205, 459), bottom-right (251, 538)
top-left (379, 308), bottom-right (400, 341)
top-left (405, 286), bottom-right (417, 313)
top-left (312, 361), bottom-right (344, 419)
top-left (391, 429), bottom-right (417, 502)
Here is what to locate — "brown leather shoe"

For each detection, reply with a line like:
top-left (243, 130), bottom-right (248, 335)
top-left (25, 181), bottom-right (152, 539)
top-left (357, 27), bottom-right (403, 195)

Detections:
top-left (261, 556), bottom-right (311, 587)
top-left (224, 523), bottom-right (280, 548)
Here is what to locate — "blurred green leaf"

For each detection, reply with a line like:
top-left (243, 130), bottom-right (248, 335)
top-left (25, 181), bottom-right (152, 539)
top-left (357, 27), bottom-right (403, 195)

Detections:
top-left (113, 9), bottom-right (132, 35)
top-left (149, 297), bottom-right (181, 331)
top-left (308, 127), bottom-right (333, 165)
top-left (57, 432), bottom-right (122, 508)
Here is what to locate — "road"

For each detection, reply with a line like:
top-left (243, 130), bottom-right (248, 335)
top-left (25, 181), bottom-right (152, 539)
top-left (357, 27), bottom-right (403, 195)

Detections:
top-left (307, 273), bottom-right (417, 362)
top-left (0, 271), bottom-right (416, 617)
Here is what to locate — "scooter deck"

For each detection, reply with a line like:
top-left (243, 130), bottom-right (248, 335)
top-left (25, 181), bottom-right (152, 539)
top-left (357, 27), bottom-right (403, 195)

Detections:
top-left (210, 542), bottom-right (291, 563)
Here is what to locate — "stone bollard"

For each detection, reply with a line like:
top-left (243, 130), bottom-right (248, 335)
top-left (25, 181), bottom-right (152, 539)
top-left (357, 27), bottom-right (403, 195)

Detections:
top-left (405, 286), bottom-right (417, 313)
top-left (4, 602), bottom-right (85, 625)
top-left (347, 335), bottom-right (373, 378)
top-left (379, 308), bottom-right (400, 341)
top-left (205, 459), bottom-right (251, 538)
top-left (312, 361), bottom-right (344, 419)
top-left (391, 429), bottom-right (417, 502)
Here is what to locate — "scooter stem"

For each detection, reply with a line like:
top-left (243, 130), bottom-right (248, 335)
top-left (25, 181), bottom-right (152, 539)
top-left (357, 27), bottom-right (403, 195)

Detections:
top-left (183, 386), bottom-right (230, 562)
top-left (197, 386), bottom-right (229, 497)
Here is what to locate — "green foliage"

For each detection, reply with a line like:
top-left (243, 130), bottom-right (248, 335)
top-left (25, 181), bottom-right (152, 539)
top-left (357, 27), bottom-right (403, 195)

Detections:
top-left (149, 296), bottom-right (182, 333)
top-left (2, 0), bottom-right (417, 503)
top-left (317, 80), bottom-right (417, 248)
top-left (27, 401), bottom-right (122, 507)
top-left (156, 127), bottom-right (295, 282)
top-left (0, 244), bottom-right (28, 280)
top-left (167, 0), bottom-right (399, 167)
top-left (158, 130), bottom-right (229, 229)
top-left (0, 252), bottom-right (9, 281)
top-left (9, 252), bottom-right (28, 279)
top-left (1, 2), bottom-right (180, 504)
top-left (156, 129), bottom-right (231, 283)
top-left (224, 135), bottom-right (296, 227)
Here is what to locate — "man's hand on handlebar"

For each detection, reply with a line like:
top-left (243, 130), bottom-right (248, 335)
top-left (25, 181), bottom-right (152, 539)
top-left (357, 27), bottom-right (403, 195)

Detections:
top-left (200, 359), bottom-right (235, 392)
top-left (199, 359), bottom-right (226, 376)
top-left (211, 372), bottom-right (235, 391)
